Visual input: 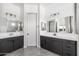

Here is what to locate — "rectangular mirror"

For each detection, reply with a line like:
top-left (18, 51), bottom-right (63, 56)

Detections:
top-left (47, 16), bottom-right (73, 33)
top-left (0, 13), bottom-right (23, 33)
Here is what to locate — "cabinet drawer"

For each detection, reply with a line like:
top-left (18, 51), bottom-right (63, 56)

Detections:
top-left (63, 40), bottom-right (77, 56)
top-left (63, 44), bottom-right (75, 50)
top-left (63, 50), bottom-right (76, 56)
top-left (63, 46), bottom-right (75, 53)
top-left (63, 40), bottom-right (76, 45)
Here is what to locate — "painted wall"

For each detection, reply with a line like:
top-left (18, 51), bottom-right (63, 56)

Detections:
top-left (2, 3), bottom-right (20, 19)
top-left (76, 3), bottom-right (79, 56)
top-left (24, 3), bottom-right (38, 13)
top-left (40, 4), bottom-right (47, 33)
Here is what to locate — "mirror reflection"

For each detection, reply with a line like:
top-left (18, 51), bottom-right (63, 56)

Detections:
top-left (47, 16), bottom-right (73, 33)
top-left (7, 21), bottom-right (23, 32)
top-left (0, 12), bottom-right (23, 33)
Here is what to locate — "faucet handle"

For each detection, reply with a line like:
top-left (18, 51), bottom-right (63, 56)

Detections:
top-left (53, 33), bottom-right (56, 36)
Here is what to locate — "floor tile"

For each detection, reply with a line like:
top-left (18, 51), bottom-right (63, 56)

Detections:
top-left (5, 47), bottom-right (59, 56)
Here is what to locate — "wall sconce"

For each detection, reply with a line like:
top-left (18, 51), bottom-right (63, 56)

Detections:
top-left (10, 13), bottom-right (13, 16)
top-left (5, 12), bottom-right (16, 18)
top-left (50, 12), bottom-right (59, 17)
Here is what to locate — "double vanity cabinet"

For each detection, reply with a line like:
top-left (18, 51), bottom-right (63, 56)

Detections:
top-left (40, 36), bottom-right (77, 56)
top-left (0, 36), bottom-right (24, 55)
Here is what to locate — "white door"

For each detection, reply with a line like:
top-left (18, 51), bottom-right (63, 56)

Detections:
top-left (27, 13), bottom-right (37, 46)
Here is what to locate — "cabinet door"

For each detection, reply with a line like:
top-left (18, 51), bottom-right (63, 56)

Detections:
top-left (8, 39), bottom-right (14, 52)
top-left (53, 38), bottom-right (63, 55)
top-left (46, 38), bottom-right (63, 55)
top-left (63, 40), bottom-right (77, 56)
top-left (40, 36), bottom-right (46, 49)
top-left (19, 36), bottom-right (24, 48)
top-left (0, 39), bottom-right (13, 54)
top-left (46, 37), bottom-right (53, 50)
top-left (13, 37), bottom-right (20, 50)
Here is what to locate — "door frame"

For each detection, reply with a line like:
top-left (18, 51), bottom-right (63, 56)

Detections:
top-left (24, 12), bottom-right (40, 48)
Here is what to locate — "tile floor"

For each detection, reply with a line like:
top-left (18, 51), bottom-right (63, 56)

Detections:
top-left (5, 47), bottom-right (59, 56)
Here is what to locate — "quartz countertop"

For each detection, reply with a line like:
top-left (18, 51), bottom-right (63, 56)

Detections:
top-left (40, 32), bottom-right (78, 41)
top-left (0, 32), bottom-right (24, 39)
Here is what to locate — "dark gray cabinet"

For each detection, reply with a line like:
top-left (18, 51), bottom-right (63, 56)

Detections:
top-left (0, 36), bottom-right (24, 55)
top-left (13, 37), bottom-right (20, 50)
top-left (46, 37), bottom-right (52, 50)
top-left (51, 38), bottom-right (62, 55)
top-left (19, 36), bottom-right (24, 48)
top-left (40, 36), bottom-right (77, 56)
top-left (46, 37), bottom-right (63, 55)
top-left (0, 39), bottom-right (14, 53)
top-left (40, 36), bottom-right (46, 49)
top-left (63, 40), bottom-right (77, 56)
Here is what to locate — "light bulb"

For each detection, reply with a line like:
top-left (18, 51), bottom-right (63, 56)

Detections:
top-left (11, 23), bottom-right (15, 26)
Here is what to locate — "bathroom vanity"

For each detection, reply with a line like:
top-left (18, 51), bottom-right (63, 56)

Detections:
top-left (0, 32), bottom-right (24, 55)
top-left (0, 4), bottom-right (24, 55)
top-left (40, 13), bottom-right (78, 56)
top-left (40, 33), bottom-right (77, 56)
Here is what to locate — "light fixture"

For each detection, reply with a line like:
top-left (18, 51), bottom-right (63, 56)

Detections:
top-left (50, 12), bottom-right (59, 17)
top-left (11, 23), bottom-right (16, 26)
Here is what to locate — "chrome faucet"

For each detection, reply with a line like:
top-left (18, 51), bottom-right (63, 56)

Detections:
top-left (53, 33), bottom-right (56, 36)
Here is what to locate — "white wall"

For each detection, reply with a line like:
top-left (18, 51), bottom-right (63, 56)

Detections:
top-left (24, 3), bottom-right (38, 13)
top-left (2, 3), bottom-right (20, 19)
top-left (76, 3), bottom-right (79, 56)
top-left (40, 4), bottom-right (47, 33)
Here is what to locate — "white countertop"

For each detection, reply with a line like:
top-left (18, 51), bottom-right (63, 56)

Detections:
top-left (0, 31), bottom-right (24, 39)
top-left (40, 32), bottom-right (78, 41)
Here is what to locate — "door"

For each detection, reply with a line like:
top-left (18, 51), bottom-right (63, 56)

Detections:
top-left (27, 13), bottom-right (37, 46)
